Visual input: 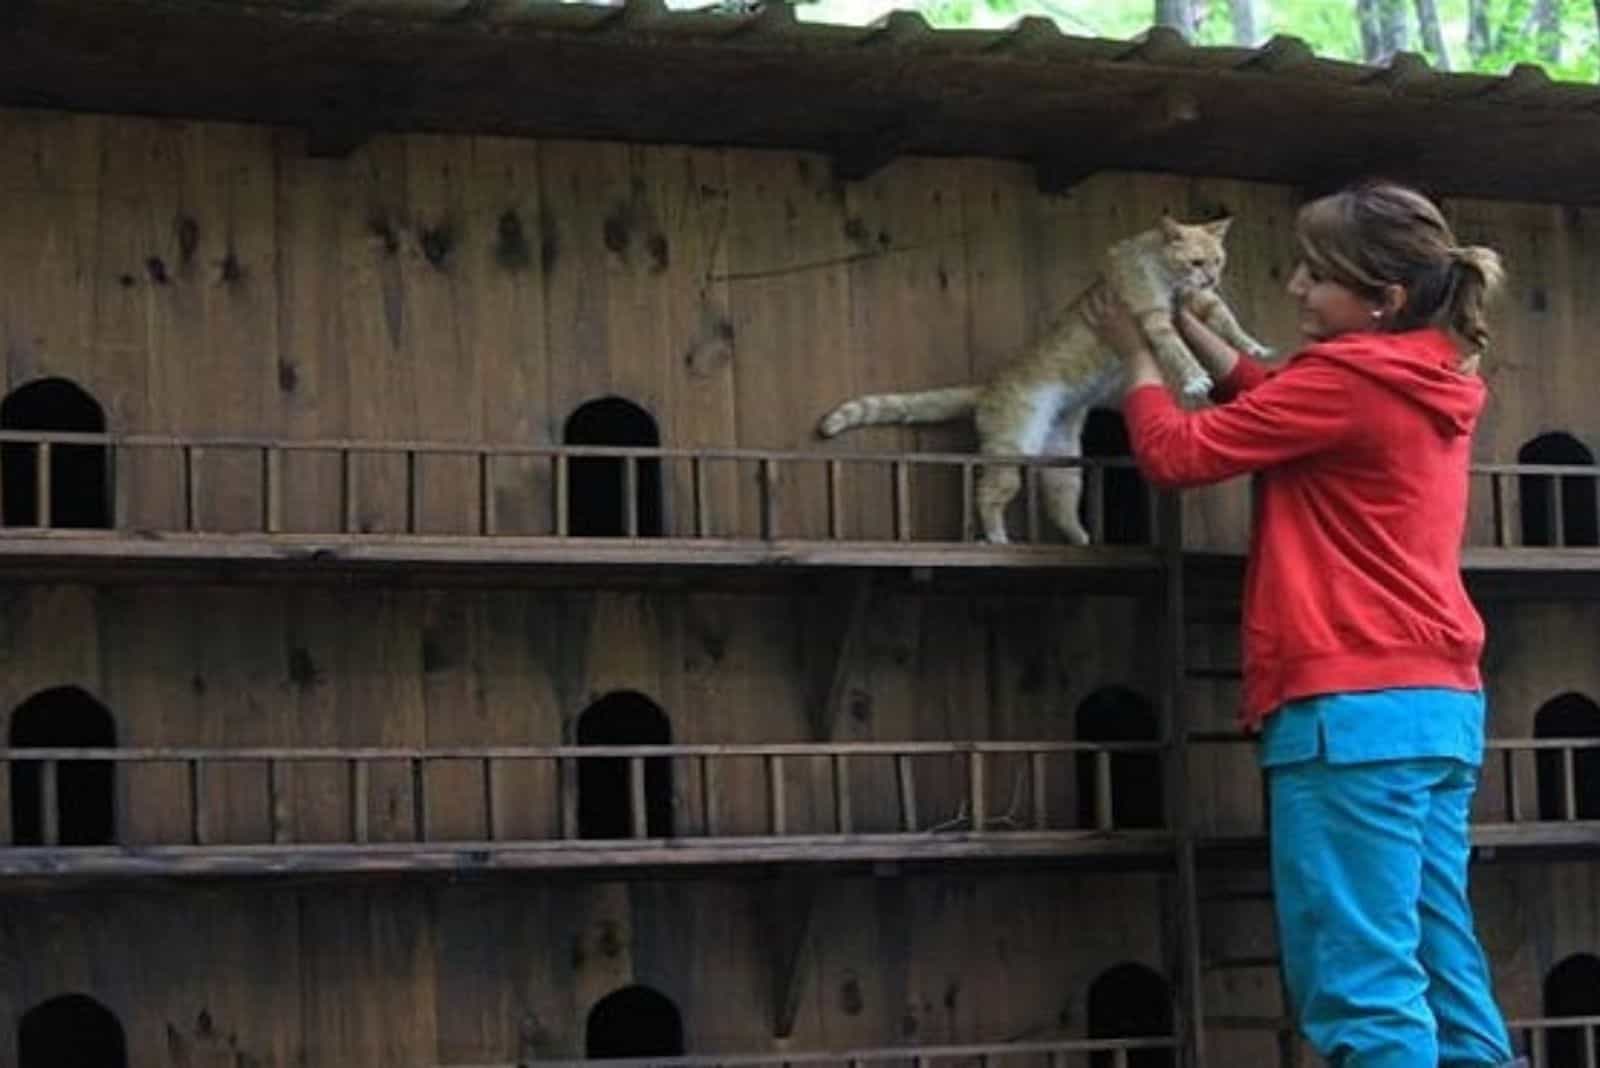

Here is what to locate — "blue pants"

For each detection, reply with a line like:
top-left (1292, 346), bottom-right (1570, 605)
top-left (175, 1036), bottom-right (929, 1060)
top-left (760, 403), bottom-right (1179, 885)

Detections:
top-left (1270, 756), bottom-right (1515, 1067)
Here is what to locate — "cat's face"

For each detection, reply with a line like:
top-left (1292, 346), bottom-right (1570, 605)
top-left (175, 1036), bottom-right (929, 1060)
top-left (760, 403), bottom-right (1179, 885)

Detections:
top-left (1158, 216), bottom-right (1231, 292)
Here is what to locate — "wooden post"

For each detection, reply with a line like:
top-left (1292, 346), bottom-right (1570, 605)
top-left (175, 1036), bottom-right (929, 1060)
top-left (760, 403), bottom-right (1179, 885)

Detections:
top-left (190, 759), bottom-right (208, 845)
top-left (411, 757), bottom-right (427, 841)
top-left (183, 445), bottom-right (199, 531)
top-left (1552, 477), bottom-right (1567, 547)
top-left (34, 442), bottom-right (51, 529)
top-left (405, 451), bottom-right (420, 534)
top-left (1088, 462), bottom-right (1105, 542)
top-left (351, 760), bottom-right (369, 843)
top-left (263, 447), bottom-right (283, 533)
top-left (629, 755), bottom-right (648, 838)
top-left (896, 754), bottom-right (918, 832)
top-left (767, 754), bottom-right (786, 835)
top-left (342, 449), bottom-right (358, 533)
top-left (692, 456), bottom-right (709, 537)
top-left (833, 753), bottom-right (852, 834)
top-left (960, 461), bottom-right (975, 542)
top-left (1095, 749), bottom-right (1115, 830)
top-left (1491, 473), bottom-right (1512, 547)
top-left (827, 459), bottom-right (844, 540)
top-left (1564, 748), bottom-right (1579, 820)
top-left (1024, 466), bottom-right (1040, 543)
top-left (1504, 749), bottom-right (1522, 824)
top-left (893, 460), bottom-right (911, 541)
top-left (701, 755), bottom-right (718, 837)
top-left (269, 759), bottom-right (290, 844)
top-left (479, 452), bottom-right (496, 536)
top-left (109, 443), bottom-right (124, 528)
top-left (482, 757), bottom-right (497, 841)
top-left (1031, 751), bottom-right (1048, 829)
top-left (560, 755), bottom-right (579, 838)
top-left (554, 454), bottom-right (570, 537)
top-left (760, 458), bottom-right (778, 540)
top-left (968, 750), bottom-right (986, 832)
top-left (623, 456), bottom-right (640, 538)
top-left (41, 759), bottom-right (60, 846)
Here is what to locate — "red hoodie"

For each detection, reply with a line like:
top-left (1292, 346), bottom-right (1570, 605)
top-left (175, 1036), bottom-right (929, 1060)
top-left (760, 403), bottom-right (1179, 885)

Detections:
top-left (1122, 328), bottom-right (1486, 731)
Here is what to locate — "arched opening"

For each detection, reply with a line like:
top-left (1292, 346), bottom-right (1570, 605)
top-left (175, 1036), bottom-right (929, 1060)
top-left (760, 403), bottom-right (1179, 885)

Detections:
top-left (18, 993), bottom-right (127, 1068)
top-left (577, 691), bottom-right (673, 839)
top-left (564, 397), bottom-right (664, 538)
top-left (1519, 433), bottom-right (1598, 548)
top-left (1080, 409), bottom-right (1150, 546)
top-left (1535, 692), bottom-right (1600, 821)
top-left (1543, 953), bottom-right (1600, 1067)
top-left (586, 985), bottom-right (684, 1059)
top-left (9, 687), bottom-right (116, 846)
top-left (1, 378), bottom-right (111, 529)
top-left (1075, 686), bottom-right (1163, 830)
top-left (1087, 962), bottom-right (1174, 1068)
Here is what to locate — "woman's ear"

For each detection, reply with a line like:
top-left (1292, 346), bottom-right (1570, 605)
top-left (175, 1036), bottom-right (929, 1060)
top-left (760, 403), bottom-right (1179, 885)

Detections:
top-left (1381, 282), bottom-right (1408, 319)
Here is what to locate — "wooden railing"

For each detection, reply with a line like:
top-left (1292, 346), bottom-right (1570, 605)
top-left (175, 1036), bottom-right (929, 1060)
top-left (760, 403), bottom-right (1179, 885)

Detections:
top-left (1511, 1014), bottom-right (1600, 1067)
top-left (1210, 1012), bottom-right (1592, 1067)
top-left (6, 430), bottom-right (1600, 558)
top-left (0, 740), bottom-right (1172, 874)
top-left (1187, 732), bottom-right (1600, 847)
top-left (1470, 462), bottom-right (1600, 550)
top-left (0, 430), bottom-right (1154, 547)
top-left (445, 1036), bottom-right (1179, 1068)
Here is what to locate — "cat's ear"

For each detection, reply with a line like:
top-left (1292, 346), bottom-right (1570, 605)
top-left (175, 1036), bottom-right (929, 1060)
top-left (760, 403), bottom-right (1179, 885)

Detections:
top-left (1203, 217), bottom-right (1233, 240)
top-left (1159, 215), bottom-right (1184, 241)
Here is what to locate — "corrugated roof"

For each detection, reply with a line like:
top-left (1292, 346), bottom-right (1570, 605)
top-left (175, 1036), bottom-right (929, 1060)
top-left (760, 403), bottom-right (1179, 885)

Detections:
top-left (5, 0), bottom-right (1599, 202)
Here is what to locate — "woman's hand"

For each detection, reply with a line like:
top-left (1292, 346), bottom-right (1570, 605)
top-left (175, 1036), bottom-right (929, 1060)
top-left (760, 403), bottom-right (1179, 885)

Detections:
top-left (1084, 284), bottom-right (1163, 391)
top-left (1084, 283), bottom-right (1148, 362)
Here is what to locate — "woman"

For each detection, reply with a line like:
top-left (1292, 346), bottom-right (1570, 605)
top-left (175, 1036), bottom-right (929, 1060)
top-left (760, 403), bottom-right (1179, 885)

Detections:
top-left (1085, 181), bottom-right (1523, 1068)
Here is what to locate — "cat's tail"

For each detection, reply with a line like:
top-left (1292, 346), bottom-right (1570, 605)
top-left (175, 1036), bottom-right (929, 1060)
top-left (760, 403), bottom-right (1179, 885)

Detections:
top-left (817, 387), bottom-right (981, 437)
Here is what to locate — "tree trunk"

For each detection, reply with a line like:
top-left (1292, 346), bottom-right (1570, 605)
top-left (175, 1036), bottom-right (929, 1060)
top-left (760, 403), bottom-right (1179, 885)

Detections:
top-left (1154, 0), bottom-right (1196, 40)
top-left (1357, 0), bottom-right (1383, 61)
top-left (1413, 0), bottom-right (1451, 68)
top-left (1532, 0), bottom-right (1561, 62)
top-left (1228, 0), bottom-right (1259, 45)
top-left (1357, 0), bottom-right (1409, 63)
top-left (1467, 0), bottom-right (1492, 63)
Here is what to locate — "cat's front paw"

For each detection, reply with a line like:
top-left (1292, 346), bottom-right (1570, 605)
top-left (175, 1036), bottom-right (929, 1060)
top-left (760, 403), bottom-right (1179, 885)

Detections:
top-left (1181, 374), bottom-right (1214, 400)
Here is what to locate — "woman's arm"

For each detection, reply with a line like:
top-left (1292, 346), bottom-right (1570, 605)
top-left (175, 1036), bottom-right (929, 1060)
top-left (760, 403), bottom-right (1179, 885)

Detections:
top-left (1175, 306), bottom-right (1270, 400)
top-left (1084, 286), bottom-right (1353, 490)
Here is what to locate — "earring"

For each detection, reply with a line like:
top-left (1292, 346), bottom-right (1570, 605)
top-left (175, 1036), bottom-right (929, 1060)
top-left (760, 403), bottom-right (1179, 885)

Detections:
top-left (1370, 309), bottom-right (1383, 321)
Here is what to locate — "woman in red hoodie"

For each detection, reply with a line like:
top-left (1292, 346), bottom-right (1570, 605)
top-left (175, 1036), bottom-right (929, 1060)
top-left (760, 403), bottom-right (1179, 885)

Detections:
top-left (1087, 182), bottom-right (1521, 1068)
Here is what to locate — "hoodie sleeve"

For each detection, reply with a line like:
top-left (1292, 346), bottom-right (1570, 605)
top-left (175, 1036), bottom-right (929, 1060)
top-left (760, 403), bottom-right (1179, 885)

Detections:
top-left (1123, 358), bottom-right (1357, 489)
top-left (1210, 353), bottom-right (1271, 403)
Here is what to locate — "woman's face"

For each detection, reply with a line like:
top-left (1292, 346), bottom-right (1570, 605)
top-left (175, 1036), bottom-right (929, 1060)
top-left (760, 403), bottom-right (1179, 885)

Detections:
top-left (1286, 261), bottom-right (1383, 341)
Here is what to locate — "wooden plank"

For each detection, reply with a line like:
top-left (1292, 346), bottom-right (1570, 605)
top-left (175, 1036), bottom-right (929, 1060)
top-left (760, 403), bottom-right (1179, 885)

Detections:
top-left (0, 831), bottom-right (1180, 881)
top-left (769, 874), bottom-right (818, 1038)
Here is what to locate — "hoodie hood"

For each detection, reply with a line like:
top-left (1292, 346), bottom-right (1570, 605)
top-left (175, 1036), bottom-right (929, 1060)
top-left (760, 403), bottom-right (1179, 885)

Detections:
top-left (1294, 328), bottom-right (1485, 438)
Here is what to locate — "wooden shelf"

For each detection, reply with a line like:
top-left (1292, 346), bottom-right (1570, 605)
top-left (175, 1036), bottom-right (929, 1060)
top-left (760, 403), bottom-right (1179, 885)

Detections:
top-left (0, 531), bottom-right (1168, 592)
top-left (0, 831), bottom-right (1177, 890)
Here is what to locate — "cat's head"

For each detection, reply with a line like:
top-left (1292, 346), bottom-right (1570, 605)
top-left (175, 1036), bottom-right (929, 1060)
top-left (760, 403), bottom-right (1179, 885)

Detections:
top-left (1157, 215), bottom-right (1232, 292)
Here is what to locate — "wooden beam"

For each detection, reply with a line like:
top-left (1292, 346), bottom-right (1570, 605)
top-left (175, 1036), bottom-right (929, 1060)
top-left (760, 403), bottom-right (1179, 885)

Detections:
top-left (768, 873), bottom-right (819, 1038)
top-left (1034, 88), bottom-right (1200, 195)
top-left (830, 112), bottom-right (930, 184)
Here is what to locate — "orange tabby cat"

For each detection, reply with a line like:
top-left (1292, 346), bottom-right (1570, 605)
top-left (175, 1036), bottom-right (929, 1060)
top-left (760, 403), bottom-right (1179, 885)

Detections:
top-left (817, 216), bottom-right (1270, 544)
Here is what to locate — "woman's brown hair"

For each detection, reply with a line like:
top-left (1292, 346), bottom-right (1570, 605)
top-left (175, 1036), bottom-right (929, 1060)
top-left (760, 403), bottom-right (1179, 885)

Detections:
top-left (1295, 181), bottom-right (1506, 356)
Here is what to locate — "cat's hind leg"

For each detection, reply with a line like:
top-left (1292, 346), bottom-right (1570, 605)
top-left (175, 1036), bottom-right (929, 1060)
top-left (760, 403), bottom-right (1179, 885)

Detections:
top-left (1040, 407), bottom-right (1091, 546)
top-left (974, 389), bottom-right (1060, 545)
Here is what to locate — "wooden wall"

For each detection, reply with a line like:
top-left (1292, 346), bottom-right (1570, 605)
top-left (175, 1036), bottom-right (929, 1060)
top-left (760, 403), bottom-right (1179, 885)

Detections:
top-left (0, 874), bottom-right (1167, 1065)
top-left (6, 106), bottom-right (1594, 549)
top-left (3, 104), bottom-right (1599, 1066)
